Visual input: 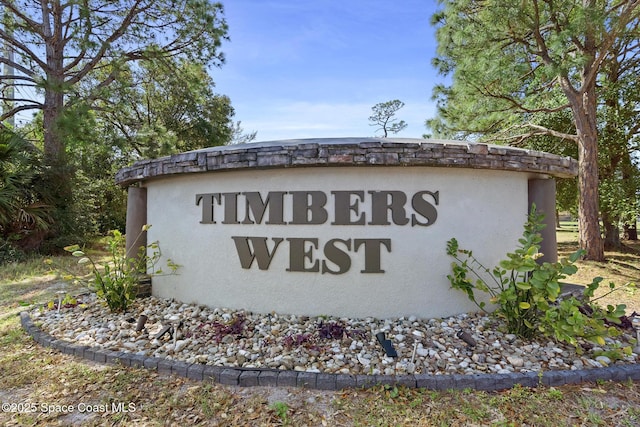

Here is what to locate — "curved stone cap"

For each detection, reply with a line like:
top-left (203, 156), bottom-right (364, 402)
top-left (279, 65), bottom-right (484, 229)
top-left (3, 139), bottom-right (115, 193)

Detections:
top-left (114, 137), bottom-right (578, 187)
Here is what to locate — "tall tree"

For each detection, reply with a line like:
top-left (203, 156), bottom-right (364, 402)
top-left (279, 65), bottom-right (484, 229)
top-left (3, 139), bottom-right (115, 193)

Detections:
top-left (0, 0), bottom-right (228, 242)
top-left (369, 99), bottom-right (408, 137)
top-left (598, 31), bottom-right (640, 247)
top-left (96, 59), bottom-right (237, 159)
top-left (428, 0), bottom-right (640, 261)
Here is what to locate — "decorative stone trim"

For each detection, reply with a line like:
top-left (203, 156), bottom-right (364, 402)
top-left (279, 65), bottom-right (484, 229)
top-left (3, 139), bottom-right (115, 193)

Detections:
top-left (20, 312), bottom-right (640, 391)
top-left (115, 138), bottom-right (578, 187)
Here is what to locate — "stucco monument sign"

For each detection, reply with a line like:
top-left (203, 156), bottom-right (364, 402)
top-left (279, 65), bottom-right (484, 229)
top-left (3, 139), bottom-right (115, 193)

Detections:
top-left (115, 138), bottom-right (577, 319)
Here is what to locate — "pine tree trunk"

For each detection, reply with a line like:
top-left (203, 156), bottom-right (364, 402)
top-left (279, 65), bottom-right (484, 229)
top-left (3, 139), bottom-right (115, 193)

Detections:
top-left (567, 83), bottom-right (604, 261)
top-left (562, 8), bottom-right (605, 262)
top-left (624, 221), bottom-right (638, 240)
top-left (563, 83), bottom-right (604, 261)
top-left (576, 131), bottom-right (605, 261)
top-left (43, 90), bottom-right (64, 166)
top-left (42, 0), bottom-right (65, 168)
top-left (602, 212), bottom-right (621, 250)
top-left (40, 0), bottom-right (73, 246)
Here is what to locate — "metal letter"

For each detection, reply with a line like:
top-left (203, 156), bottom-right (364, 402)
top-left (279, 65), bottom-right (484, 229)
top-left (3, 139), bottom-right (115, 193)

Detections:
top-left (321, 238), bottom-right (352, 274)
top-left (354, 238), bottom-right (392, 273)
top-left (411, 191), bottom-right (439, 226)
top-left (221, 192), bottom-right (240, 224)
top-left (368, 191), bottom-right (409, 225)
top-left (231, 236), bottom-right (283, 270)
top-left (290, 191), bottom-right (328, 224)
top-left (286, 237), bottom-right (320, 272)
top-left (241, 191), bottom-right (287, 225)
top-left (195, 193), bottom-right (221, 224)
top-left (331, 191), bottom-right (365, 225)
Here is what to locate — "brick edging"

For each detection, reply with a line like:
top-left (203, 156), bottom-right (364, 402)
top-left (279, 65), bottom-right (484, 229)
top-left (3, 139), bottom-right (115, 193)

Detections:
top-left (20, 312), bottom-right (640, 391)
top-left (114, 138), bottom-right (578, 187)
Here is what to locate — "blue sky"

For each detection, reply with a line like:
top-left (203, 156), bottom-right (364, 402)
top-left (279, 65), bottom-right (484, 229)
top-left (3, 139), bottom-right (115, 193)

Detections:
top-left (213, 0), bottom-right (443, 142)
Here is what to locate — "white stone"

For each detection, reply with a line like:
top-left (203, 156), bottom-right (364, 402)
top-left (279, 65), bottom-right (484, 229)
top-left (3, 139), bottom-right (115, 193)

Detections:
top-left (28, 293), bottom-right (638, 378)
top-left (174, 339), bottom-right (190, 352)
top-left (416, 348), bottom-right (430, 357)
top-left (357, 355), bottom-right (371, 367)
top-left (507, 356), bottom-right (524, 367)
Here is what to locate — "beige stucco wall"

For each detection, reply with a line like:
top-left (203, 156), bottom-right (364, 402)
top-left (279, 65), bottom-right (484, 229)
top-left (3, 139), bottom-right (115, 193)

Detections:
top-left (145, 166), bottom-right (531, 319)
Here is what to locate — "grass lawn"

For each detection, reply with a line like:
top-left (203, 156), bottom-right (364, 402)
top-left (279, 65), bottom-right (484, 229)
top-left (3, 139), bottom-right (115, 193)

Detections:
top-left (557, 221), bottom-right (640, 313)
top-left (0, 231), bottom-right (639, 426)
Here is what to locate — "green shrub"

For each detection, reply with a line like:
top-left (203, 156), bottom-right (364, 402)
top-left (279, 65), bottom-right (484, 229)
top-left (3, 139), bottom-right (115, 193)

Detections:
top-left (0, 239), bottom-right (26, 264)
top-left (446, 207), bottom-right (627, 348)
top-left (65, 225), bottom-right (179, 313)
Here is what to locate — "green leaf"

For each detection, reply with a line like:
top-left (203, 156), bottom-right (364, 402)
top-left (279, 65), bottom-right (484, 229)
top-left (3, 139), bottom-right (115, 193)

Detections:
top-left (605, 315), bottom-right (621, 324)
top-left (568, 250), bottom-right (585, 263)
top-left (446, 238), bottom-right (459, 256)
top-left (560, 264), bottom-right (578, 275)
top-left (546, 282), bottom-right (560, 298)
top-left (518, 302), bottom-right (531, 309)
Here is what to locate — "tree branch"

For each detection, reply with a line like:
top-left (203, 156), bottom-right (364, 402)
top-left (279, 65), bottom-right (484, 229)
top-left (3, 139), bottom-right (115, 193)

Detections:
top-left (521, 123), bottom-right (579, 142)
top-left (0, 103), bottom-right (42, 121)
top-left (585, 1), bottom-right (640, 91)
top-left (0, 29), bottom-right (47, 72)
top-left (0, 0), bottom-right (44, 36)
top-left (61, 1), bottom-right (91, 72)
top-left (74, 70), bottom-right (118, 106)
top-left (66, 0), bottom-right (151, 86)
top-left (0, 96), bottom-right (41, 104)
top-left (474, 81), bottom-right (571, 114)
top-left (0, 73), bottom-right (37, 84)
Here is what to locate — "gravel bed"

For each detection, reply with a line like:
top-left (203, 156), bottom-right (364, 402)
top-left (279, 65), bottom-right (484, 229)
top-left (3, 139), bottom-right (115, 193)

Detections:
top-left (29, 293), bottom-right (639, 377)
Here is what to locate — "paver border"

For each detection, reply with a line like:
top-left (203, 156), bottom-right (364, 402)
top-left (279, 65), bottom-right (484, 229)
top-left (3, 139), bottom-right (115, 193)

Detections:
top-left (20, 312), bottom-right (640, 391)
